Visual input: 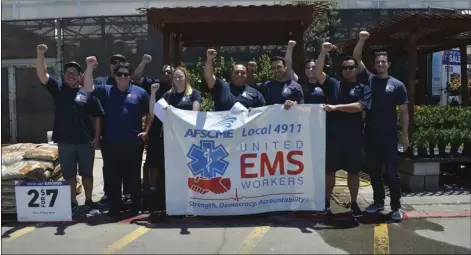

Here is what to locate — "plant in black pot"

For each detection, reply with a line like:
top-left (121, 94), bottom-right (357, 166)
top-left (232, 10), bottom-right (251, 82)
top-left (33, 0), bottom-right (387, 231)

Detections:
top-left (449, 128), bottom-right (464, 157)
top-left (412, 129), bottom-right (428, 158)
top-left (436, 129), bottom-right (450, 158)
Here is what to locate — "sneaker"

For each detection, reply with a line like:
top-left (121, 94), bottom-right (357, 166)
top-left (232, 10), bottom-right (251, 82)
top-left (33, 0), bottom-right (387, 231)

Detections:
top-left (318, 200), bottom-right (332, 215)
top-left (99, 195), bottom-right (108, 204)
top-left (391, 209), bottom-right (403, 222)
top-left (85, 199), bottom-right (95, 209)
top-left (350, 202), bottom-right (363, 218)
top-left (123, 194), bottom-right (132, 204)
top-left (365, 201), bottom-right (385, 214)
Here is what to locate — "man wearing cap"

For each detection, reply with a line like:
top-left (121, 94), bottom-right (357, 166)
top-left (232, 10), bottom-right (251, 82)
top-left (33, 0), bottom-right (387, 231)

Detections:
top-left (93, 53), bottom-right (131, 204)
top-left (35, 44), bottom-right (104, 214)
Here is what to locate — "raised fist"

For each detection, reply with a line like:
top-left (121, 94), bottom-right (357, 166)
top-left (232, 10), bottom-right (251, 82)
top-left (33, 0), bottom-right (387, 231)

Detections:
top-left (321, 42), bottom-right (334, 52)
top-left (206, 49), bottom-right (217, 60)
top-left (37, 44), bottom-right (48, 55)
top-left (288, 40), bottom-right (297, 48)
top-left (248, 61), bottom-right (257, 72)
top-left (142, 54), bottom-right (152, 64)
top-left (359, 31), bottom-right (370, 41)
top-left (150, 83), bottom-right (160, 93)
top-left (86, 56), bottom-right (98, 68)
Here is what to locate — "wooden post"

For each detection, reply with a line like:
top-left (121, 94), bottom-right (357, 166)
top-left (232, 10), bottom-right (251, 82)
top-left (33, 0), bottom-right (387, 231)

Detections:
top-left (417, 52), bottom-right (427, 105)
top-left (162, 27), bottom-right (171, 65)
top-left (407, 26), bottom-right (418, 135)
top-left (173, 33), bottom-right (181, 66)
top-left (460, 45), bottom-right (469, 106)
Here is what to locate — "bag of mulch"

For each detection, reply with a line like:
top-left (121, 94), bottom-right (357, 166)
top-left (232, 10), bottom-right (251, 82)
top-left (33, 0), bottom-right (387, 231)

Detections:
top-left (23, 144), bottom-right (59, 162)
top-left (1, 160), bottom-right (55, 181)
top-left (2, 151), bottom-right (26, 166)
top-left (1, 143), bottom-right (39, 154)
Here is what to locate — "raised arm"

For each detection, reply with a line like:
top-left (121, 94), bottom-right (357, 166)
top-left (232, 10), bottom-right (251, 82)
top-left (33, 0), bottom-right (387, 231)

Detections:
top-left (316, 42), bottom-right (333, 85)
top-left (36, 44), bottom-right (49, 84)
top-left (132, 54), bottom-right (152, 84)
top-left (352, 31), bottom-right (370, 73)
top-left (204, 49), bottom-right (217, 89)
top-left (83, 56), bottom-right (98, 92)
top-left (145, 83), bottom-right (160, 134)
top-left (285, 40), bottom-right (299, 82)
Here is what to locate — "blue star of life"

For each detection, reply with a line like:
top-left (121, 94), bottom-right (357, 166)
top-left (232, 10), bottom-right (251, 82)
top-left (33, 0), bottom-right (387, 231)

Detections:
top-left (186, 140), bottom-right (230, 179)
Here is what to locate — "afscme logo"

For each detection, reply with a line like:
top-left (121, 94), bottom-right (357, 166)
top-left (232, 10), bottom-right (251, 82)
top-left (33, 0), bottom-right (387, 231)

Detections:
top-left (209, 116), bottom-right (237, 129)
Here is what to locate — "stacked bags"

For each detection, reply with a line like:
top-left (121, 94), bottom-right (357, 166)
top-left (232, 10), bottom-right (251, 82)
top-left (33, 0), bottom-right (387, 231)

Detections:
top-left (1, 143), bottom-right (82, 214)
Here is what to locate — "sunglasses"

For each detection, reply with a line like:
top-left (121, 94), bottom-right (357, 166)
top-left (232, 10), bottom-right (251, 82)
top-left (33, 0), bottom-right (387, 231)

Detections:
top-left (116, 72), bottom-right (130, 77)
top-left (342, 65), bottom-right (355, 70)
top-left (163, 70), bottom-right (173, 75)
top-left (110, 60), bottom-right (123, 65)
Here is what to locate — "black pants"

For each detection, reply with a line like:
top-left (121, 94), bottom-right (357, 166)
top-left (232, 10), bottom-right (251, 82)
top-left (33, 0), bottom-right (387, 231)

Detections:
top-left (100, 140), bottom-right (110, 196)
top-left (103, 140), bottom-right (143, 212)
top-left (364, 129), bottom-right (401, 210)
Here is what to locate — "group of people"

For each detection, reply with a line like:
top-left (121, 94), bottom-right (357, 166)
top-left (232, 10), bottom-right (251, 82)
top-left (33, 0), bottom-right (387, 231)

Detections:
top-left (36, 30), bottom-right (409, 221)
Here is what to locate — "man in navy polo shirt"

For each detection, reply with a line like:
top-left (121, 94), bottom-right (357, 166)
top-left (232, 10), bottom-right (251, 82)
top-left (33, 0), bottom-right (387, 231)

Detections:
top-left (353, 31), bottom-right (409, 221)
top-left (248, 56), bottom-right (304, 109)
top-left (204, 49), bottom-right (266, 111)
top-left (316, 42), bottom-right (372, 218)
top-left (83, 56), bottom-right (150, 216)
top-left (36, 44), bottom-right (104, 214)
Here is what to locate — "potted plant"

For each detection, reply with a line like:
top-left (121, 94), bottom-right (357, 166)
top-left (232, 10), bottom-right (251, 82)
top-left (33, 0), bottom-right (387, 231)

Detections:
top-left (437, 129), bottom-right (450, 158)
top-left (412, 129), bottom-right (428, 158)
top-left (425, 128), bottom-right (437, 158)
top-left (449, 128), bottom-right (464, 157)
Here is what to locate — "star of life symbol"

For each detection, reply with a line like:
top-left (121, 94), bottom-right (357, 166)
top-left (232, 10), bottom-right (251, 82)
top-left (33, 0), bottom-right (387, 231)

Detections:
top-left (186, 140), bottom-right (229, 179)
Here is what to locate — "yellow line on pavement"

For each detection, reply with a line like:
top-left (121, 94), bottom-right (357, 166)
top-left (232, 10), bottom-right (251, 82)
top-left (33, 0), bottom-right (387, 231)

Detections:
top-left (2, 223), bottom-right (42, 241)
top-left (102, 226), bottom-right (149, 254)
top-left (373, 224), bottom-right (389, 255)
top-left (236, 226), bottom-right (270, 254)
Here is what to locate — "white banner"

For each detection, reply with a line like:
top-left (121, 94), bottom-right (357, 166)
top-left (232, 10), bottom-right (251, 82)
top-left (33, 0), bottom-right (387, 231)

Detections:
top-left (156, 101), bottom-right (326, 216)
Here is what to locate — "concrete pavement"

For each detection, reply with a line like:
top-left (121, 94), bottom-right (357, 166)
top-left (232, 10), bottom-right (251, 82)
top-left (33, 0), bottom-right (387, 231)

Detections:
top-left (2, 150), bottom-right (470, 254)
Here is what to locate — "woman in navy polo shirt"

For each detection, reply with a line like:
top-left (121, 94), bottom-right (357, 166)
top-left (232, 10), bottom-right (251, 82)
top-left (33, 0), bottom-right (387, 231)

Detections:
top-left (83, 57), bottom-right (150, 217)
top-left (146, 66), bottom-right (202, 219)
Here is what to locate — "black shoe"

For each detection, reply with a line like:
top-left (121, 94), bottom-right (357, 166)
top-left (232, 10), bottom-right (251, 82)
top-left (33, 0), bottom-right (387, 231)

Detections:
top-left (350, 202), bottom-right (363, 218)
top-left (365, 201), bottom-right (385, 214)
top-left (85, 199), bottom-right (95, 208)
top-left (71, 202), bottom-right (80, 215)
top-left (318, 200), bottom-right (332, 215)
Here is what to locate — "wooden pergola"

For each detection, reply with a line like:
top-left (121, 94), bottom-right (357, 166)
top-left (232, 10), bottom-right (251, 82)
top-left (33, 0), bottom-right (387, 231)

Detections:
top-left (338, 12), bottom-right (471, 121)
top-left (141, 3), bottom-right (331, 77)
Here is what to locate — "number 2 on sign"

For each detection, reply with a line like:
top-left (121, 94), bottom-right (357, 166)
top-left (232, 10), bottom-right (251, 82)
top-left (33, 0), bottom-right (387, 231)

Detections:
top-left (28, 189), bottom-right (58, 208)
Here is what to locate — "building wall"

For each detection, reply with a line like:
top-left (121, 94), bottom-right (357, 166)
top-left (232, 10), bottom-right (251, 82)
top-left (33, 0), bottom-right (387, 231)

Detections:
top-left (2, 0), bottom-right (471, 20)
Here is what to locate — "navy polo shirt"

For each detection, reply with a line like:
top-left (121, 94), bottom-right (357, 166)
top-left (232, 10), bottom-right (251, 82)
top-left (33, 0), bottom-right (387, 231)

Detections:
top-left (359, 69), bottom-right (408, 135)
top-left (210, 78), bottom-right (266, 111)
top-left (304, 83), bottom-right (328, 104)
top-left (323, 76), bottom-right (371, 144)
top-left (44, 76), bottom-right (104, 144)
top-left (92, 84), bottom-right (149, 142)
top-left (254, 79), bottom-right (304, 105)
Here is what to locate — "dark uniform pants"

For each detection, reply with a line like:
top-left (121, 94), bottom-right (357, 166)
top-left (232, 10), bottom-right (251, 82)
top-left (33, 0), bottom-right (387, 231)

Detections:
top-left (364, 128), bottom-right (401, 210)
top-left (103, 140), bottom-right (143, 211)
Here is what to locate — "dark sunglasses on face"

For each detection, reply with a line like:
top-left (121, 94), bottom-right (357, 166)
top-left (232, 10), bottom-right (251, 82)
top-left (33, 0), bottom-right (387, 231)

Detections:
top-left (110, 60), bottom-right (122, 65)
top-left (342, 65), bottom-right (355, 71)
top-left (116, 72), bottom-right (130, 77)
top-left (163, 70), bottom-right (173, 75)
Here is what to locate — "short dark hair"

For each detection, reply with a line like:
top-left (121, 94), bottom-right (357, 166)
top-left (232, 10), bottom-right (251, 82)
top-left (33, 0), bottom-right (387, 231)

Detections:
top-left (110, 54), bottom-right (126, 63)
top-left (114, 62), bottom-right (132, 73)
top-left (342, 56), bottom-right (358, 67)
top-left (64, 61), bottom-right (81, 73)
top-left (161, 65), bottom-right (175, 74)
top-left (270, 56), bottom-right (286, 66)
top-left (374, 51), bottom-right (389, 62)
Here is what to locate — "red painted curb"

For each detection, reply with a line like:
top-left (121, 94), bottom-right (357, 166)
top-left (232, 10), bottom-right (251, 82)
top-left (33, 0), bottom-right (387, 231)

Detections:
top-left (403, 210), bottom-right (471, 219)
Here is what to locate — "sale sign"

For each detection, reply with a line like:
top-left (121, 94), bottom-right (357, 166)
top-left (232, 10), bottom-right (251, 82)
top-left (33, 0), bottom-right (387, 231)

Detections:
top-left (156, 101), bottom-right (326, 216)
top-left (15, 181), bottom-right (72, 222)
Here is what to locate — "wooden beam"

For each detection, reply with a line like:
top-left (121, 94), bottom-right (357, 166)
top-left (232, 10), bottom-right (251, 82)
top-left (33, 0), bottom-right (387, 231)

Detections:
top-left (162, 28), bottom-right (171, 65)
top-left (147, 5), bottom-right (314, 25)
top-left (182, 38), bottom-right (289, 47)
top-left (173, 33), bottom-right (181, 66)
top-left (165, 22), bottom-right (300, 34)
top-left (417, 18), bottom-right (471, 30)
top-left (407, 24), bottom-right (419, 137)
top-left (460, 45), bottom-right (470, 106)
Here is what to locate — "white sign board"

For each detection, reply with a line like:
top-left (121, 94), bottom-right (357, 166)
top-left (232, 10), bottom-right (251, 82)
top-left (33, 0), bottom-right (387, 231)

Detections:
top-left (156, 102), bottom-right (326, 216)
top-left (15, 181), bottom-right (72, 222)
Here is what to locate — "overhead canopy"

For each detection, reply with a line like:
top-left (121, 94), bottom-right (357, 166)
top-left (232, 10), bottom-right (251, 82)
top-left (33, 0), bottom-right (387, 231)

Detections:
top-left (142, 3), bottom-right (331, 46)
top-left (338, 12), bottom-right (471, 54)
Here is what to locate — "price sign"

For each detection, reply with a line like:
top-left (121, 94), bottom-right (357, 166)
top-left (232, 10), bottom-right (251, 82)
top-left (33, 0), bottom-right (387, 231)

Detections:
top-left (15, 181), bottom-right (72, 222)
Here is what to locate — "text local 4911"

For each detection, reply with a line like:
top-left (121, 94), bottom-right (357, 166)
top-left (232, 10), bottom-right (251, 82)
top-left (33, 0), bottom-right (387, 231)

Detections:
top-left (184, 122), bottom-right (305, 191)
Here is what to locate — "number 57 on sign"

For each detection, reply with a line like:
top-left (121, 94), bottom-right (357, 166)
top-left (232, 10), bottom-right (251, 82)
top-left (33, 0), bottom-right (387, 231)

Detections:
top-left (15, 181), bottom-right (72, 222)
